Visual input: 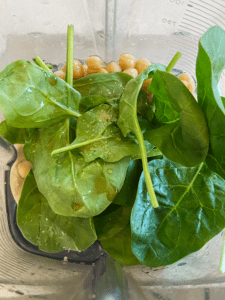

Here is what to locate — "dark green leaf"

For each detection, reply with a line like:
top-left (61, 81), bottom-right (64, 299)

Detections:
top-left (131, 157), bottom-right (225, 267)
top-left (93, 203), bottom-right (132, 240)
top-left (205, 151), bottom-right (225, 181)
top-left (196, 26), bottom-right (225, 171)
top-left (0, 120), bottom-right (29, 144)
top-left (146, 70), bottom-right (209, 167)
top-left (0, 60), bottom-right (81, 128)
top-left (17, 169), bottom-right (97, 252)
top-left (101, 224), bottom-right (142, 266)
top-left (24, 120), bottom-right (131, 218)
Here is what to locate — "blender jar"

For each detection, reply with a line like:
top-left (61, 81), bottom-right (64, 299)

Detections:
top-left (0, 0), bottom-right (225, 299)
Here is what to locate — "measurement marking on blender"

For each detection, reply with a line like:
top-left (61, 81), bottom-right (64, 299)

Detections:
top-left (198, 0), bottom-right (225, 14)
top-left (180, 22), bottom-right (204, 34)
top-left (184, 13), bottom-right (213, 27)
top-left (0, 257), bottom-right (28, 274)
top-left (182, 17), bottom-right (209, 30)
top-left (162, 19), bottom-right (177, 25)
top-left (0, 261), bottom-right (24, 277)
top-left (212, 0), bottom-right (225, 9)
top-left (189, 2), bottom-right (225, 26)
top-left (172, 42), bottom-right (198, 53)
top-left (179, 25), bottom-right (201, 37)
top-left (170, 0), bottom-right (185, 4)
top-left (170, 46), bottom-right (197, 60)
top-left (191, 0), bottom-right (225, 21)
top-left (186, 9), bottom-right (217, 26)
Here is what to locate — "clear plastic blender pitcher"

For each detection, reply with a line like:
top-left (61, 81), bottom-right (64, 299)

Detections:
top-left (0, 0), bottom-right (225, 299)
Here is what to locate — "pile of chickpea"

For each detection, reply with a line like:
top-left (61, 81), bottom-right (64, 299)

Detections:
top-left (54, 53), bottom-right (196, 95)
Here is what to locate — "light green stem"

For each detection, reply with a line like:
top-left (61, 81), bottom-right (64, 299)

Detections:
top-left (220, 231), bottom-right (225, 273)
top-left (66, 25), bottom-right (74, 86)
top-left (134, 119), bottom-right (159, 208)
top-left (33, 56), bottom-right (52, 73)
top-left (51, 136), bottom-right (108, 156)
top-left (166, 51), bottom-right (182, 73)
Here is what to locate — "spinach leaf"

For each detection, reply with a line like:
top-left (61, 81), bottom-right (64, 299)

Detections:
top-left (117, 63), bottom-right (166, 208)
top-left (112, 159), bottom-right (143, 207)
top-left (131, 157), bottom-right (225, 267)
top-left (24, 120), bottom-right (131, 218)
top-left (146, 70), bottom-right (209, 167)
top-left (0, 120), bottom-right (29, 144)
top-left (205, 152), bottom-right (225, 181)
top-left (17, 169), bottom-right (97, 252)
top-left (93, 203), bottom-right (131, 241)
top-left (73, 72), bottom-right (132, 102)
top-left (100, 224), bottom-right (142, 266)
top-left (0, 60), bottom-right (81, 128)
top-left (137, 90), bottom-right (155, 122)
top-left (52, 104), bottom-right (155, 162)
top-left (196, 26), bottom-right (225, 171)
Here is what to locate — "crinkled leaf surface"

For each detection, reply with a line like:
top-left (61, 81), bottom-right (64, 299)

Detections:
top-left (0, 120), bottom-right (29, 144)
top-left (0, 60), bottom-right (81, 128)
top-left (146, 70), bottom-right (209, 167)
top-left (196, 26), bottom-right (225, 171)
top-left (17, 169), bottom-right (97, 252)
top-left (131, 157), bottom-right (225, 267)
top-left (24, 120), bottom-right (130, 218)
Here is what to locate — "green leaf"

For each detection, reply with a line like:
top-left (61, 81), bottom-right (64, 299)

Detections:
top-left (73, 72), bottom-right (132, 102)
top-left (23, 120), bottom-right (131, 218)
top-left (17, 169), bottom-right (97, 252)
top-left (146, 70), bottom-right (209, 167)
top-left (113, 159), bottom-right (143, 207)
top-left (52, 104), bottom-right (155, 162)
top-left (196, 26), bottom-right (225, 171)
top-left (205, 151), bottom-right (225, 181)
top-left (117, 64), bottom-right (166, 208)
top-left (0, 60), bottom-right (81, 128)
top-left (131, 157), bottom-right (225, 267)
top-left (101, 224), bottom-right (142, 266)
top-left (0, 120), bottom-right (29, 144)
top-left (93, 203), bottom-right (132, 241)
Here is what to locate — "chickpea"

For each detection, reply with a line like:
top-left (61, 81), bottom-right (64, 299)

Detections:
top-left (61, 60), bottom-right (84, 79)
top-left (135, 58), bottom-right (151, 74)
top-left (87, 68), bottom-right (99, 75)
top-left (123, 68), bottom-right (138, 78)
top-left (18, 160), bottom-right (32, 179)
top-left (178, 73), bottom-right (195, 93)
top-left (119, 53), bottom-right (136, 71)
top-left (54, 70), bottom-right (65, 80)
top-left (106, 62), bottom-right (121, 73)
top-left (83, 64), bottom-right (88, 76)
top-left (86, 56), bottom-right (104, 70)
top-left (98, 68), bottom-right (108, 73)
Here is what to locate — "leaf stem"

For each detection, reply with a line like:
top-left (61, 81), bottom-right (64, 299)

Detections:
top-left (166, 51), bottom-right (182, 73)
top-left (51, 136), bottom-right (109, 156)
top-left (134, 118), bottom-right (159, 208)
top-left (220, 231), bottom-right (225, 273)
top-left (33, 56), bottom-right (52, 73)
top-left (65, 25), bottom-right (74, 86)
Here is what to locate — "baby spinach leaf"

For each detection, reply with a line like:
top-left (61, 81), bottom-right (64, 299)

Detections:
top-left (100, 224), bottom-right (142, 266)
top-left (117, 64), bottom-right (166, 208)
top-left (137, 90), bottom-right (155, 122)
top-left (93, 203), bottom-right (132, 241)
top-left (0, 120), bottom-right (29, 144)
top-left (24, 120), bottom-right (131, 218)
top-left (0, 60), bottom-right (81, 128)
top-left (17, 169), bottom-right (97, 252)
top-left (150, 71), bottom-right (179, 124)
top-left (146, 70), bottom-right (209, 167)
top-left (52, 104), bottom-right (155, 162)
top-left (196, 26), bottom-right (225, 171)
top-left (113, 159), bottom-right (143, 207)
top-left (131, 157), bottom-right (225, 267)
top-left (73, 72), bottom-right (132, 102)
